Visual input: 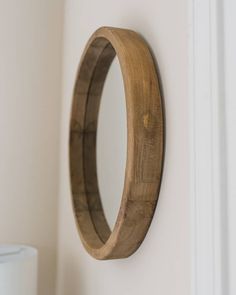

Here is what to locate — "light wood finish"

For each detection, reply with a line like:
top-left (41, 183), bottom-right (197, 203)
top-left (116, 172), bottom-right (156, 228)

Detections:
top-left (69, 27), bottom-right (164, 260)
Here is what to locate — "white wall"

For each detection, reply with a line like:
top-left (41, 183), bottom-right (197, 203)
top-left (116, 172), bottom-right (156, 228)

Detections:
top-left (57, 0), bottom-right (190, 294)
top-left (0, 1), bottom-right (63, 294)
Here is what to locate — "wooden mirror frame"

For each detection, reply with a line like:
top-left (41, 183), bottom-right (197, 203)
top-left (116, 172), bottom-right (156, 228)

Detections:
top-left (69, 27), bottom-right (164, 260)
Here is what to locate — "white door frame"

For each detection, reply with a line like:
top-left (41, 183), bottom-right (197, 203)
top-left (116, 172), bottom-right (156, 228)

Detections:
top-left (223, 1), bottom-right (236, 294)
top-left (189, 0), bottom-right (228, 294)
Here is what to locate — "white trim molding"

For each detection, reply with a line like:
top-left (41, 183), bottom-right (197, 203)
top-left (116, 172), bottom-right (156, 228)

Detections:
top-left (223, 1), bottom-right (236, 294)
top-left (189, 0), bottom-right (227, 294)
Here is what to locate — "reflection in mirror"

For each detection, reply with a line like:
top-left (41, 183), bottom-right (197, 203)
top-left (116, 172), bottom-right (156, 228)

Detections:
top-left (96, 57), bottom-right (127, 229)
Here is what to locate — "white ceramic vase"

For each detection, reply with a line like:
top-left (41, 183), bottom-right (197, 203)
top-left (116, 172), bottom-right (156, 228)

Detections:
top-left (0, 245), bottom-right (38, 295)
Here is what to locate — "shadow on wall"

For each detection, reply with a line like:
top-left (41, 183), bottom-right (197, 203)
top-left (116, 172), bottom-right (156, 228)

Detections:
top-left (59, 252), bottom-right (86, 295)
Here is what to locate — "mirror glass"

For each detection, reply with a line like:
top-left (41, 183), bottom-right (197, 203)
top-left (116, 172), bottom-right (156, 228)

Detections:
top-left (96, 57), bottom-right (127, 229)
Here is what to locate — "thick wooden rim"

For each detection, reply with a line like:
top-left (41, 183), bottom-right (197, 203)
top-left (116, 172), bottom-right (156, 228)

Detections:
top-left (69, 27), bottom-right (164, 260)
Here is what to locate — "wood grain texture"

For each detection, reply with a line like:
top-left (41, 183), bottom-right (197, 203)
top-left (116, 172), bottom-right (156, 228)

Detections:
top-left (69, 26), bottom-right (164, 260)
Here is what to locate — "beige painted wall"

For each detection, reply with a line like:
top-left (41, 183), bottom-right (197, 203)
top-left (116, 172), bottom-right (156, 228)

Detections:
top-left (57, 0), bottom-right (190, 294)
top-left (0, 1), bottom-right (63, 294)
top-left (0, 1), bottom-right (190, 294)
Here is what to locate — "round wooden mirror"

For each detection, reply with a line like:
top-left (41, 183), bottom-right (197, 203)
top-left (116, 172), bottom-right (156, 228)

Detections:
top-left (69, 26), bottom-right (164, 260)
